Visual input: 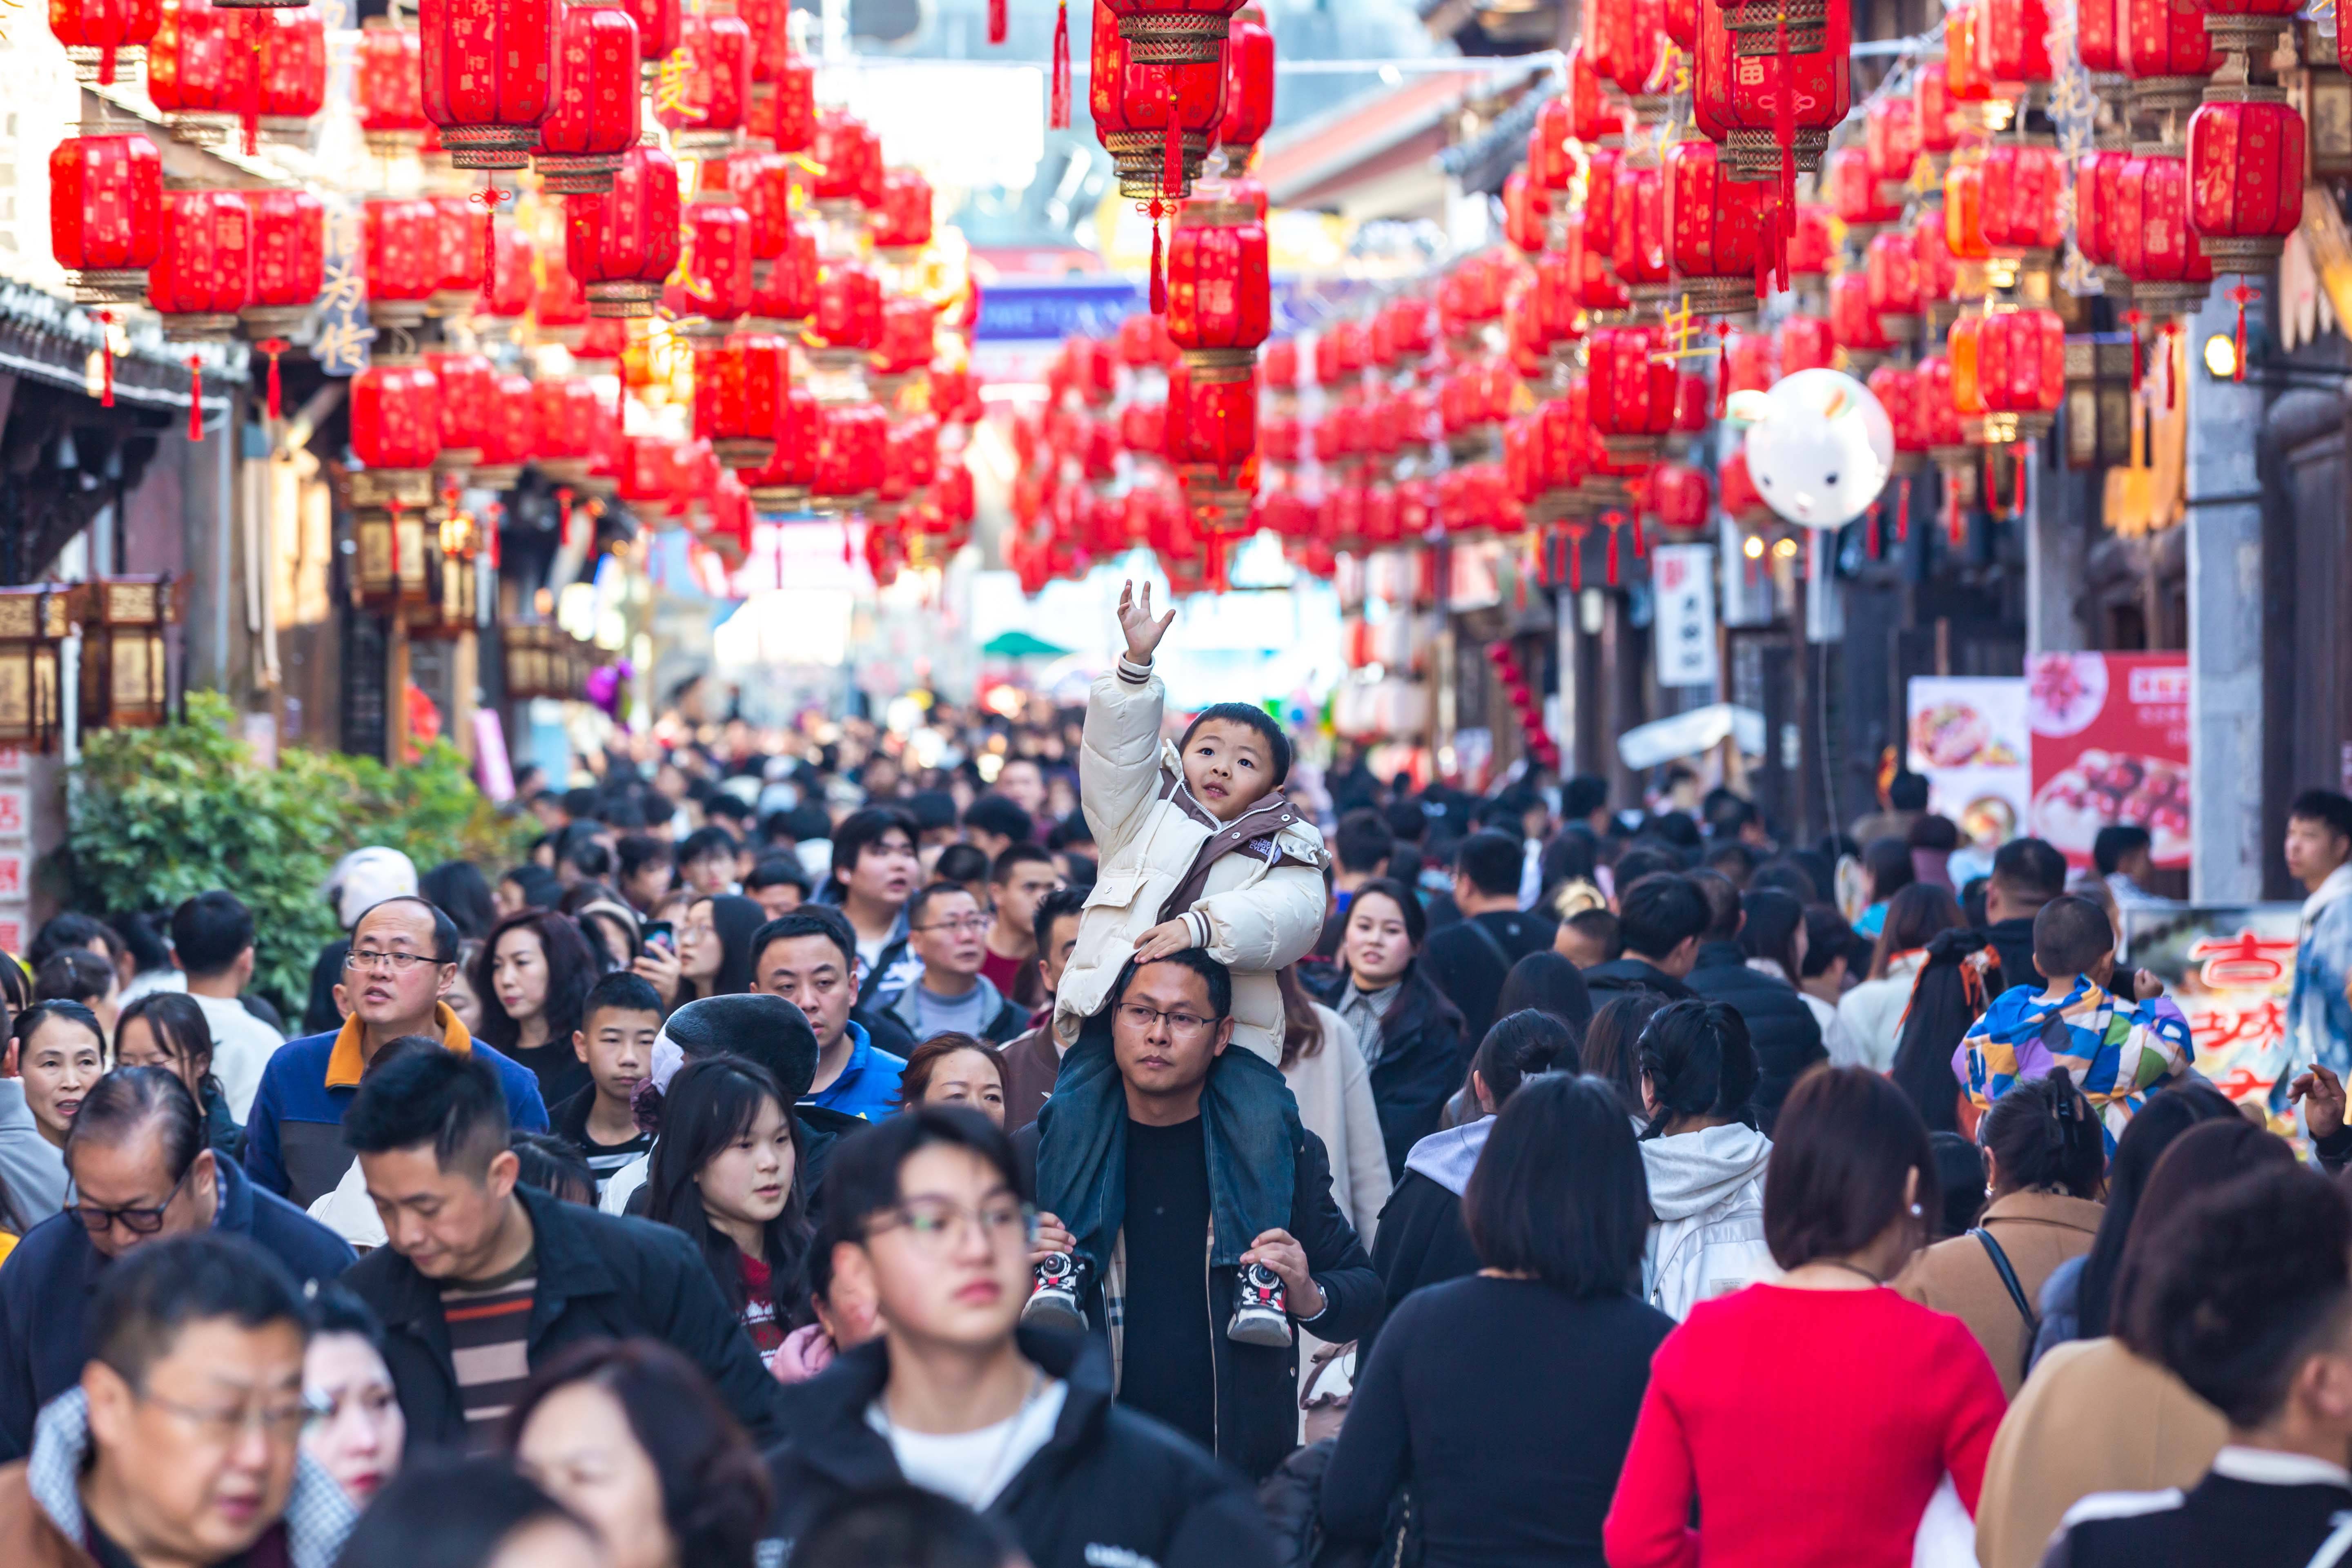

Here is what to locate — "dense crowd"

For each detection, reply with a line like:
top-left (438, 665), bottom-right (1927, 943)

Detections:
top-left (1, 586), bottom-right (2350, 1568)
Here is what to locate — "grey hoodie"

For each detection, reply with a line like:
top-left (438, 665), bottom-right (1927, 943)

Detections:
top-left (1403, 1117), bottom-right (1492, 1197)
top-left (0, 1078), bottom-right (66, 1236)
top-left (1639, 1123), bottom-right (1776, 1320)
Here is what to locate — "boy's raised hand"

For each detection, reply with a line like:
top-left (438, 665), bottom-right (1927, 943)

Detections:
top-left (1117, 579), bottom-right (1175, 666)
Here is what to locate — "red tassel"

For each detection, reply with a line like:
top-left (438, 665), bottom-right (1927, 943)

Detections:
top-left (1631, 514), bottom-right (1647, 559)
top-left (99, 41), bottom-right (116, 84)
top-left (1569, 530), bottom-right (1583, 592)
top-left (987, 0), bottom-right (1007, 44)
top-left (1774, 14), bottom-right (1794, 292)
top-left (187, 357), bottom-right (204, 443)
top-left (1714, 338), bottom-right (1728, 417)
top-left (1866, 503), bottom-right (1881, 559)
top-left (1148, 200), bottom-right (1167, 315)
top-left (843, 518), bottom-right (854, 564)
top-left (1049, 0), bottom-right (1071, 129)
top-left (487, 502), bottom-right (503, 570)
top-left (260, 338), bottom-right (286, 422)
top-left (1161, 76), bottom-right (1184, 203)
top-left (483, 185), bottom-right (498, 285)
top-left (1982, 446), bottom-right (1997, 514)
top-left (2162, 324), bottom-right (2177, 409)
top-left (557, 486), bottom-right (576, 550)
top-left (1605, 518), bottom-right (1621, 585)
top-left (1896, 475), bottom-right (1911, 542)
top-left (2233, 290), bottom-right (2248, 384)
top-left (2124, 310), bottom-right (2143, 391)
top-left (97, 310), bottom-right (114, 408)
top-left (388, 496), bottom-right (403, 581)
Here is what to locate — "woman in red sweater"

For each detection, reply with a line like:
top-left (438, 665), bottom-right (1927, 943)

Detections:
top-left (1604, 1067), bottom-right (2009, 1568)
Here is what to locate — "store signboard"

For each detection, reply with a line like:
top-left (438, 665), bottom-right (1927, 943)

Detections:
top-left (1907, 676), bottom-right (2030, 846)
top-left (1651, 544), bottom-right (1718, 689)
top-left (2026, 653), bottom-right (2192, 869)
top-left (2123, 904), bottom-right (2302, 1119)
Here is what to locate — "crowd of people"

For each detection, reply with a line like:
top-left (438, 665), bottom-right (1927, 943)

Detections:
top-left (1, 588), bottom-right (2349, 1568)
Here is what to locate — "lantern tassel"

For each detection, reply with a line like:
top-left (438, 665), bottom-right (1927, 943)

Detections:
top-left (1605, 516), bottom-right (1621, 586)
top-left (1866, 502), bottom-right (1880, 559)
top-left (99, 42), bottom-right (117, 85)
top-left (1148, 200), bottom-right (1167, 315)
top-left (1774, 11), bottom-right (1794, 293)
top-left (1715, 336), bottom-right (1728, 418)
top-left (1983, 445), bottom-right (1996, 515)
top-left (487, 501), bottom-right (503, 571)
top-left (261, 339), bottom-right (285, 423)
top-left (1161, 79), bottom-right (1184, 205)
top-left (2163, 323), bottom-right (2177, 409)
top-left (2124, 309), bottom-right (2143, 391)
top-left (2233, 290), bottom-right (2247, 384)
top-left (97, 310), bottom-right (114, 408)
top-left (1049, 0), bottom-right (1071, 129)
top-left (1631, 512), bottom-right (1647, 559)
top-left (557, 486), bottom-right (576, 551)
top-left (388, 496), bottom-right (403, 583)
top-left (187, 357), bottom-right (204, 443)
top-left (1569, 529), bottom-right (1583, 592)
top-left (843, 518), bottom-right (853, 564)
top-left (987, 0), bottom-right (1007, 44)
top-left (1896, 474), bottom-right (1911, 542)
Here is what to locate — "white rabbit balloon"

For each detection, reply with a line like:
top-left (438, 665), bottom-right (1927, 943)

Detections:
top-left (1725, 368), bottom-right (1894, 530)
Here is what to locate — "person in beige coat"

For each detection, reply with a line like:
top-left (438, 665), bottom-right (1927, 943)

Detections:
top-left (1278, 969), bottom-right (1390, 1421)
top-left (1894, 1068), bottom-right (2107, 1397)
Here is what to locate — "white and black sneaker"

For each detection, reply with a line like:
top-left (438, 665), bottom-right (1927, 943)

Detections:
top-left (1022, 1250), bottom-right (1089, 1332)
top-left (1228, 1262), bottom-right (1293, 1346)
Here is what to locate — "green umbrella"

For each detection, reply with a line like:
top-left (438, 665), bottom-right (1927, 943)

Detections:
top-left (980, 630), bottom-right (1074, 659)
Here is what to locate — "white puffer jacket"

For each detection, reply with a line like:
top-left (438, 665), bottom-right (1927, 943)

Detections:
top-left (1053, 661), bottom-right (1328, 1067)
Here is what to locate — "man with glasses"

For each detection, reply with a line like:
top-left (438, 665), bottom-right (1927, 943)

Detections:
top-left (243, 896), bottom-right (549, 1208)
top-left (874, 883), bottom-right (1028, 1050)
top-left (0, 1068), bottom-right (352, 1461)
top-left (1018, 952), bottom-right (1378, 1482)
top-left (0, 1232), bottom-right (357, 1568)
top-left (768, 1106), bottom-right (1272, 1568)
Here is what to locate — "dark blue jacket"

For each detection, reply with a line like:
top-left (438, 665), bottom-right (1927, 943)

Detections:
top-left (0, 1154), bottom-right (354, 1460)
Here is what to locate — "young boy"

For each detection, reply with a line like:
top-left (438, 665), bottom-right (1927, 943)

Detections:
top-left (1033, 581), bottom-right (1328, 1345)
top-left (550, 970), bottom-right (664, 1198)
top-left (1955, 892), bottom-right (2192, 1146)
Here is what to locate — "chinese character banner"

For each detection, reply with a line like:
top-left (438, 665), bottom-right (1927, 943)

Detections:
top-left (2124, 905), bottom-right (2301, 1120)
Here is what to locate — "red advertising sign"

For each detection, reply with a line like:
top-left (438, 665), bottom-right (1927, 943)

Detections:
top-left (2026, 653), bottom-right (2191, 869)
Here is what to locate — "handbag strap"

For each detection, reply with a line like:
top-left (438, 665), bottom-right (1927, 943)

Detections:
top-left (1971, 1226), bottom-right (2038, 1337)
top-left (1459, 913), bottom-right (1516, 972)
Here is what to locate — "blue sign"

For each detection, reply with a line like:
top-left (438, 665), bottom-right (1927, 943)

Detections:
top-left (976, 274), bottom-right (1396, 344)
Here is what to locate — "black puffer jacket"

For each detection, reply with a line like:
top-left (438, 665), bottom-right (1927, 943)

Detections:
top-left (1300, 964), bottom-right (1467, 1179)
top-left (1681, 941), bottom-right (1824, 1129)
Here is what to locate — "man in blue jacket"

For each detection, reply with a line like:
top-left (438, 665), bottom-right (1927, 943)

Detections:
top-left (0, 1066), bottom-right (354, 1459)
top-left (243, 895), bottom-right (547, 1207)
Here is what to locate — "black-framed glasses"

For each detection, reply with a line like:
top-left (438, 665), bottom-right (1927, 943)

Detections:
top-left (1115, 1002), bottom-right (1216, 1039)
top-left (70, 1160), bottom-right (195, 1236)
top-left (344, 948), bottom-right (450, 973)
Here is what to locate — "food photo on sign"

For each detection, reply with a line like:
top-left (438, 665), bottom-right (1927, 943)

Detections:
top-left (2027, 653), bottom-right (2192, 870)
top-left (1907, 676), bottom-right (2029, 854)
top-left (2123, 905), bottom-right (2304, 1124)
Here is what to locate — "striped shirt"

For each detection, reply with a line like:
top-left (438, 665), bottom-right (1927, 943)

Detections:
top-left (441, 1251), bottom-right (537, 1445)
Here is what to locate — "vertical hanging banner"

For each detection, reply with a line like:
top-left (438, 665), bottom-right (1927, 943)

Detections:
top-left (2027, 653), bottom-right (2192, 869)
top-left (314, 198), bottom-right (374, 376)
top-left (1651, 543), bottom-right (1719, 689)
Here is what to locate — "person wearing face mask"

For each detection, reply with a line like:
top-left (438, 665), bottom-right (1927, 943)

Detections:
top-left (474, 912), bottom-right (600, 1109)
top-left (301, 1285), bottom-right (405, 1506)
top-left (508, 1339), bottom-right (773, 1568)
top-left (10, 1001), bottom-right (105, 1153)
top-left (644, 1058), bottom-right (811, 1355)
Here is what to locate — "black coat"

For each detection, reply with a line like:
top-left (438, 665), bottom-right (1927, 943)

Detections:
top-left (1682, 940), bottom-right (1826, 1129)
top-left (1301, 966), bottom-right (1467, 1180)
top-left (343, 1181), bottom-right (789, 1455)
top-left (1362, 1167), bottom-right (1481, 1358)
top-left (1419, 909), bottom-right (1557, 1053)
top-left (1013, 1118), bottom-right (1382, 1481)
top-left (767, 1329), bottom-right (1274, 1568)
top-left (1985, 916), bottom-right (2045, 992)
top-left (1578, 958), bottom-right (1695, 1002)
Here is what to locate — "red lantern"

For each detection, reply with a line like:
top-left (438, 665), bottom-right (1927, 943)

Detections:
top-left (1585, 0), bottom-right (1664, 105)
top-left (2114, 145), bottom-right (2214, 311)
top-left (1978, 142), bottom-right (2064, 256)
top-left (355, 17), bottom-right (427, 152)
top-left (1609, 156), bottom-right (1668, 300)
top-left (148, 187), bottom-right (251, 337)
top-left (425, 350), bottom-right (495, 465)
top-left (1866, 228), bottom-right (1922, 339)
top-left (808, 260), bottom-right (882, 356)
top-left (254, 5), bottom-right (326, 143)
top-left (813, 400), bottom-right (887, 509)
top-left (1831, 144), bottom-right (1902, 231)
top-left (1913, 203), bottom-right (1958, 310)
top-left (1097, 0), bottom-right (1248, 65)
top-left (1563, 42), bottom-right (1620, 143)
top-left (1529, 96), bottom-right (1576, 194)
top-left (1644, 461), bottom-right (1710, 532)
top-left (1692, 0), bottom-right (1852, 181)
top-left (1503, 171), bottom-right (1549, 255)
top-left (2075, 146), bottom-right (2128, 275)
top-left (47, 0), bottom-right (160, 85)
top-left (145, 0), bottom-right (241, 146)
top-left (1217, 6), bottom-right (1274, 161)
top-left (811, 108), bottom-right (880, 204)
top-left (1976, 307), bottom-right (2063, 435)
top-left (621, 0), bottom-right (678, 82)
top-left (2187, 92), bottom-right (2303, 273)
top-left (1868, 362), bottom-right (1929, 460)
top-left (1866, 94), bottom-right (1919, 194)
top-left (742, 384), bottom-right (819, 509)
top-left (1666, 137), bottom-right (1763, 314)
top-left (1087, 0), bottom-right (1228, 201)
top-left (50, 134), bottom-right (161, 304)
top-left (472, 371), bottom-right (537, 490)
top-left (1777, 314), bottom-right (1834, 374)
top-left (871, 168), bottom-right (934, 255)
top-left (240, 185), bottom-right (321, 337)
top-left (1915, 58), bottom-right (1960, 156)
top-left (531, 376), bottom-right (597, 478)
top-left (480, 216), bottom-right (535, 319)
top-left (1787, 203), bottom-right (1836, 279)
top-left (1917, 354), bottom-right (1965, 451)
top-left (2079, 0), bottom-right (2120, 73)
top-left (872, 297), bottom-right (937, 378)
top-left (679, 193), bottom-right (754, 330)
top-left (749, 214), bottom-right (818, 328)
top-left (420, 0), bottom-right (555, 168)
top-left (352, 362), bottom-right (443, 472)
top-left (1722, 327), bottom-right (1773, 395)
top-left (1973, 0), bottom-right (2052, 94)
top-left (664, 11), bottom-right (752, 151)
top-left (741, 0), bottom-right (814, 153)
top-left (1719, 447), bottom-right (1769, 520)
top-left (695, 331), bottom-right (789, 470)
top-left (2120, 0), bottom-right (2212, 104)
top-left (1167, 183), bottom-right (1270, 374)
top-left (1831, 270), bottom-right (1891, 359)
top-left (425, 193), bottom-right (485, 307)
top-left (1586, 324), bottom-right (1675, 463)
top-left (363, 196), bottom-right (436, 325)
top-left (535, 0), bottom-right (640, 192)
top-left (564, 141), bottom-right (682, 317)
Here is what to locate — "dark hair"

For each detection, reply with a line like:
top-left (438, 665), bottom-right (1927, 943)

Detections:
top-left (1889, 771), bottom-right (1930, 811)
top-left (1275, 965), bottom-right (1325, 1067)
top-left (1749, 859), bottom-right (1820, 903)
top-left (67, 1064), bottom-right (203, 1181)
top-left (417, 863), bottom-right (497, 942)
top-left (1799, 904), bottom-right (1853, 979)
top-left (1178, 702), bottom-right (1293, 786)
top-left (309, 1281), bottom-right (388, 1351)
top-left (2290, 789), bottom-right (2352, 844)
top-left (813, 1105), bottom-right (1028, 1268)
top-left (893, 1033), bottom-right (1005, 1111)
top-left (1979, 1069), bottom-right (2104, 1200)
top-left (2087, 1097), bottom-right (2277, 1336)
top-left (751, 905), bottom-right (859, 977)
top-left (334, 1458), bottom-right (586, 1568)
top-left (1341, 878), bottom-right (1467, 1050)
top-left (582, 969), bottom-right (664, 1027)
top-left (28, 913), bottom-right (123, 973)
top-left (1636, 1000), bottom-right (1759, 1138)
top-left (1737, 889), bottom-right (1806, 981)
top-left (473, 910), bottom-right (599, 1056)
top-left (500, 864), bottom-right (564, 914)
top-left (1618, 873), bottom-right (1710, 961)
top-left (1870, 883), bottom-right (1964, 978)
top-left (906, 880), bottom-right (982, 931)
top-left (1029, 886), bottom-right (1088, 961)
top-left (689, 895), bottom-right (768, 999)
top-left (646, 1056), bottom-right (808, 1323)
top-left (509, 1131), bottom-right (597, 1205)
top-left (793, 1483), bottom-right (1018, 1568)
top-left (343, 1045), bottom-right (511, 1177)
top-left (1702, 842), bottom-right (1757, 887)
top-left (1648, 811), bottom-right (1702, 849)
top-left (503, 1339), bottom-right (772, 1568)
top-left (1454, 831), bottom-right (1524, 898)
top-left (2123, 1163), bottom-right (2347, 1428)
top-left (987, 843), bottom-right (1057, 886)
top-left (1907, 814), bottom-right (1960, 853)
top-left (1539, 830), bottom-right (1598, 894)
top-left (1612, 845), bottom-right (1686, 889)
top-left (354, 895), bottom-right (462, 965)
top-left (1111, 948), bottom-right (1233, 1020)
top-left (1493, 951), bottom-right (1592, 1039)
top-left (89, 1232), bottom-right (306, 1390)
top-left (169, 890), bottom-right (257, 977)
top-left (13, 998), bottom-right (105, 1054)
top-left (1472, 1009), bottom-right (1580, 1109)
top-left (677, 824), bottom-right (739, 869)
top-left (1565, 907), bottom-right (1622, 962)
top-left (619, 834), bottom-right (675, 884)
top-left (905, 791), bottom-right (959, 833)
top-left (932, 844), bottom-right (992, 889)
top-left (744, 856), bottom-right (812, 898)
top-left (1687, 869), bottom-right (1742, 942)
top-left (36, 948), bottom-right (114, 1007)
top-left (2091, 824), bottom-right (2152, 876)
top-left (961, 794), bottom-right (1035, 845)
top-left (116, 993), bottom-right (217, 1092)
top-left (1929, 1130), bottom-right (1988, 1239)
top-left (1580, 992), bottom-right (1664, 1118)
top-left (1990, 836), bottom-right (2069, 904)
top-left (1465, 1075), bottom-right (1648, 1294)
top-left (1862, 837), bottom-right (1916, 903)
top-left (831, 806), bottom-right (921, 892)
top-left (2032, 894), bottom-right (2116, 981)
top-left (1333, 808), bottom-right (1396, 875)
top-left (1763, 1066), bottom-right (1938, 1271)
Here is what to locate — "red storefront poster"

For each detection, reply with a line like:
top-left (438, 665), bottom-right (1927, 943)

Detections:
top-left (2026, 653), bottom-right (2192, 869)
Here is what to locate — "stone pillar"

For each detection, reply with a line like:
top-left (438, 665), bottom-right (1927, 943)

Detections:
top-left (2027, 458), bottom-right (2094, 655)
top-left (2184, 289), bottom-right (2266, 902)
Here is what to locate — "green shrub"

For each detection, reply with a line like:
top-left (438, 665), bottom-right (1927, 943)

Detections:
top-left (66, 691), bottom-right (530, 1016)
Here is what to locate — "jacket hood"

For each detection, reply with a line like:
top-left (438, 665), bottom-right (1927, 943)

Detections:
top-left (27, 1390), bottom-right (357, 1568)
top-left (0, 1076), bottom-right (36, 1135)
top-left (1640, 1123), bottom-right (1773, 1221)
top-left (1403, 1117), bottom-right (1492, 1196)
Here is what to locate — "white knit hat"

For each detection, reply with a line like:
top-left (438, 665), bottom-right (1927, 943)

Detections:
top-left (326, 846), bottom-right (419, 930)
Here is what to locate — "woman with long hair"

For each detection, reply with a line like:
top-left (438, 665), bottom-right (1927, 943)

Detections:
top-left (1738, 889), bottom-right (1861, 1068)
top-left (1853, 837), bottom-right (1919, 940)
top-left (1275, 964), bottom-right (1390, 1243)
top-left (1838, 882), bottom-right (1965, 1072)
top-left (1606, 1067), bottom-right (2008, 1568)
top-left (1579, 991), bottom-right (1667, 1123)
top-left (1323, 1075), bottom-right (1671, 1568)
top-left (1300, 876), bottom-right (1468, 1179)
top-left (644, 1055), bottom-right (810, 1354)
top-left (114, 991), bottom-right (240, 1158)
top-left (1634, 1000), bottom-right (1774, 1321)
top-left (474, 910), bottom-right (600, 1107)
top-left (675, 895), bottom-right (765, 1005)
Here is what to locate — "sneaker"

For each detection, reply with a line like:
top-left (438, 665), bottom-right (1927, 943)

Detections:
top-left (1022, 1250), bottom-right (1089, 1332)
top-left (1228, 1262), bottom-right (1293, 1346)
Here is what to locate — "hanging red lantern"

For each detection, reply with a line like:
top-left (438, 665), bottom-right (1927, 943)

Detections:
top-left (48, 0), bottom-right (160, 85)
top-left (355, 17), bottom-right (428, 153)
top-left (1503, 171), bottom-right (1550, 255)
top-left (1722, 327), bottom-right (1773, 395)
top-left (1866, 228), bottom-right (1922, 341)
top-left (1943, 155), bottom-right (1990, 262)
top-left (1644, 461), bottom-right (1711, 533)
top-left (1609, 156), bottom-right (1668, 305)
top-left (1563, 41), bottom-right (1620, 143)
top-left (1831, 270), bottom-right (1891, 362)
top-left (1586, 324), bottom-right (1676, 464)
top-left (663, 11), bottom-right (752, 152)
top-left (1528, 95), bottom-right (1576, 194)
top-left (621, 0), bottom-right (678, 83)
top-left (810, 108), bottom-right (881, 204)
top-left (530, 375), bottom-right (595, 479)
top-left (424, 349), bottom-right (495, 466)
top-left (813, 400), bottom-right (888, 510)
top-left (1719, 446), bottom-right (1770, 521)
top-left (1167, 179), bottom-right (1270, 374)
top-left (1087, 0), bottom-right (1229, 202)
top-left (253, 6), bottom-right (326, 143)
top-left (470, 371), bottom-right (537, 490)
top-left (1978, 141), bottom-right (2065, 258)
top-left (2187, 92), bottom-right (2303, 273)
top-left (425, 193), bottom-right (485, 310)
top-left (2120, 0), bottom-right (2212, 109)
top-left (1915, 57), bottom-right (1960, 156)
top-left (363, 196), bottom-right (436, 326)
top-left (1776, 313), bottom-right (1834, 374)
top-left (872, 297), bottom-right (937, 379)
top-left (1867, 361), bottom-right (1929, 465)
top-left (2079, 0), bottom-right (2120, 74)
top-left (1831, 144), bottom-right (1902, 233)
top-left (51, 134), bottom-right (162, 305)
top-left (694, 331), bottom-right (789, 470)
top-left (1217, 6), bottom-right (1274, 162)
top-left (1585, 0), bottom-right (1665, 106)
top-left (2114, 144), bottom-right (2214, 312)
top-left (740, 385), bottom-right (818, 509)
top-left (808, 259), bottom-right (883, 357)
top-left (564, 141), bottom-right (681, 317)
top-left (535, 0), bottom-right (640, 192)
top-left (239, 186), bottom-right (321, 338)
top-left (1665, 137), bottom-right (1764, 314)
top-left (479, 216), bottom-right (535, 319)
top-left (1692, 0), bottom-right (1852, 182)
top-left (2075, 145), bottom-right (2129, 284)
top-left (1917, 353), bottom-right (1966, 452)
top-left (1913, 201), bottom-right (1958, 315)
top-left (419, 0), bottom-right (555, 168)
top-left (1975, 307), bottom-right (2063, 437)
top-left (741, 0), bottom-right (814, 153)
top-left (1973, 0), bottom-right (2052, 96)
top-left (749, 214), bottom-right (818, 328)
top-left (147, 186), bottom-right (251, 338)
top-left (352, 361), bottom-right (443, 472)
top-left (871, 167), bottom-right (934, 255)
top-left (1786, 203), bottom-right (1836, 280)
top-left (145, 0), bottom-right (244, 147)
top-left (678, 192), bottom-right (754, 331)
top-left (1866, 94), bottom-right (1920, 196)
